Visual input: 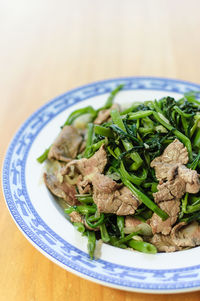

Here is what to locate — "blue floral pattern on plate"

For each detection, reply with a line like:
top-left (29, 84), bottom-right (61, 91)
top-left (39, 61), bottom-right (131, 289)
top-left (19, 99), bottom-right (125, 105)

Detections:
top-left (3, 77), bottom-right (200, 293)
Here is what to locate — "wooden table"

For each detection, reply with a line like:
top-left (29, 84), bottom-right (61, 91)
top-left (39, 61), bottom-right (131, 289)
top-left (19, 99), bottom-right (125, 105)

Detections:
top-left (1, 0), bottom-right (200, 300)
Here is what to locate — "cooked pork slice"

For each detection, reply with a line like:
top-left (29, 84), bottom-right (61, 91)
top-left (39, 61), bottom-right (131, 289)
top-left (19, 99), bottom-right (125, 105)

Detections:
top-left (94, 104), bottom-right (120, 125)
top-left (150, 200), bottom-right (180, 235)
top-left (151, 162), bottom-right (179, 182)
top-left (125, 216), bottom-right (143, 228)
top-left (92, 174), bottom-right (139, 215)
top-left (92, 174), bottom-right (121, 214)
top-left (69, 211), bottom-right (99, 231)
top-left (48, 125), bottom-right (83, 162)
top-left (153, 166), bottom-right (200, 203)
top-left (151, 139), bottom-right (188, 166)
top-left (178, 165), bottom-right (200, 194)
top-left (94, 109), bottom-right (111, 125)
top-left (151, 139), bottom-right (200, 204)
top-left (116, 187), bottom-right (140, 215)
top-left (44, 173), bottom-right (79, 206)
top-left (171, 221), bottom-right (200, 247)
top-left (61, 145), bottom-right (107, 195)
top-left (61, 144), bottom-right (107, 180)
top-left (69, 211), bottom-right (83, 223)
top-left (77, 177), bottom-right (92, 194)
top-left (149, 233), bottom-right (183, 252)
top-left (150, 221), bottom-right (200, 251)
top-left (152, 161), bottom-right (200, 192)
top-left (153, 177), bottom-right (186, 203)
top-left (125, 216), bottom-right (153, 236)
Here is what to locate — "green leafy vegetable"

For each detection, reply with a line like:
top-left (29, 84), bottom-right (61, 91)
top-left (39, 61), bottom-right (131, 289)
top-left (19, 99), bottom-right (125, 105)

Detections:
top-left (87, 231), bottom-right (96, 259)
top-left (128, 239), bottom-right (157, 254)
top-left (37, 148), bottom-right (50, 163)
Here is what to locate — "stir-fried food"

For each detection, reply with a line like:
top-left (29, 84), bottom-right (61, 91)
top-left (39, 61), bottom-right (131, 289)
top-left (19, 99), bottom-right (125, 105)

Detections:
top-left (37, 85), bottom-right (200, 258)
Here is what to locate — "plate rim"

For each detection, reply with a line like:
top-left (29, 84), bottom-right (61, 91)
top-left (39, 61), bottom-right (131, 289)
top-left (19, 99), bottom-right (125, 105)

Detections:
top-left (2, 76), bottom-right (200, 294)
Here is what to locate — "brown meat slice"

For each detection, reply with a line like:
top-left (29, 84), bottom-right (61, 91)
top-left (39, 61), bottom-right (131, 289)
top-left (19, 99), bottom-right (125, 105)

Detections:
top-left (92, 174), bottom-right (140, 215)
top-left (69, 211), bottom-right (83, 223)
top-left (178, 165), bottom-right (200, 194)
top-left (149, 233), bottom-right (183, 252)
top-left (151, 139), bottom-right (188, 166)
top-left (149, 139), bottom-right (200, 237)
top-left (61, 145), bottom-right (107, 194)
top-left (149, 221), bottom-right (200, 252)
top-left (151, 162), bottom-right (179, 182)
top-left (94, 103), bottom-right (120, 125)
top-left (76, 177), bottom-right (92, 194)
top-left (151, 140), bottom-right (200, 203)
top-left (150, 200), bottom-right (180, 235)
top-left (153, 177), bottom-right (186, 203)
top-left (171, 221), bottom-right (200, 247)
top-left (48, 125), bottom-right (83, 162)
top-left (149, 223), bottom-right (186, 252)
top-left (125, 216), bottom-right (152, 236)
top-left (94, 104), bottom-right (120, 125)
top-left (94, 109), bottom-right (111, 125)
top-left (92, 173), bottom-right (121, 214)
top-left (69, 211), bottom-right (99, 231)
top-left (153, 167), bottom-right (200, 203)
top-left (125, 216), bottom-right (143, 228)
top-left (116, 187), bottom-right (140, 215)
top-left (61, 145), bottom-right (107, 182)
top-left (44, 173), bottom-right (79, 206)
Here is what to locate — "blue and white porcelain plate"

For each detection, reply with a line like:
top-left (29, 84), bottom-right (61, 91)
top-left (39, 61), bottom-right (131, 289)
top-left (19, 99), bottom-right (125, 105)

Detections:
top-left (3, 77), bottom-right (200, 294)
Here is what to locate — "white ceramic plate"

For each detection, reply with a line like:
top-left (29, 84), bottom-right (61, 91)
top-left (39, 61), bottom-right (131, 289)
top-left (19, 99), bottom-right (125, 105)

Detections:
top-left (3, 77), bottom-right (200, 294)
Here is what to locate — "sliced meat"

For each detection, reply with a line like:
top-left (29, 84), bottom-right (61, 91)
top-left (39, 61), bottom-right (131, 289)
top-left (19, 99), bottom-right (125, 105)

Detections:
top-left (125, 216), bottom-right (142, 228)
top-left (149, 221), bottom-right (200, 252)
top-left (149, 222), bottom-right (186, 252)
top-left (149, 233), bottom-right (183, 252)
top-left (92, 173), bottom-right (120, 193)
top-left (76, 177), bottom-right (92, 194)
top-left (151, 162), bottom-right (179, 182)
top-left (61, 145), bottom-right (107, 194)
top-left (62, 144), bottom-right (107, 180)
top-left (149, 139), bottom-right (200, 236)
top-left (92, 174), bottom-right (140, 215)
top-left (69, 211), bottom-right (99, 231)
top-left (69, 211), bottom-right (83, 223)
top-left (153, 177), bottom-right (186, 203)
top-left (116, 186), bottom-right (140, 215)
top-left (178, 165), bottom-right (200, 194)
top-left (92, 173), bottom-right (121, 214)
top-left (171, 221), bottom-right (200, 247)
top-left (151, 139), bottom-right (188, 166)
top-left (152, 166), bottom-right (200, 203)
top-left (48, 125), bottom-right (83, 162)
top-left (150, 139), bottom-right (200, 208)
top-left (94, 109), bottom-right (111, 125)
top-left (150, 200), bottom-right (180, 235)
top-left (44, 173), bottom-right (79, 206)
top-left (124, 216), bottom-right (153, 236)
top-left (94, 104), bottom-right (120, 125)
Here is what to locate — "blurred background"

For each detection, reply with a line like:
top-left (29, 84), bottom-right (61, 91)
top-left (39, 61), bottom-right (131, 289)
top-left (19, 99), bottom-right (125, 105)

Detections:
top-left (1, 0), bottom-right (200, 300)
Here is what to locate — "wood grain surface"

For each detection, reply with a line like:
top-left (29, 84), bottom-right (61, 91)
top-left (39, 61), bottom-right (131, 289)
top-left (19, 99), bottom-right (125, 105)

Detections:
top-left (1, 0), bottom-right (200, 300)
